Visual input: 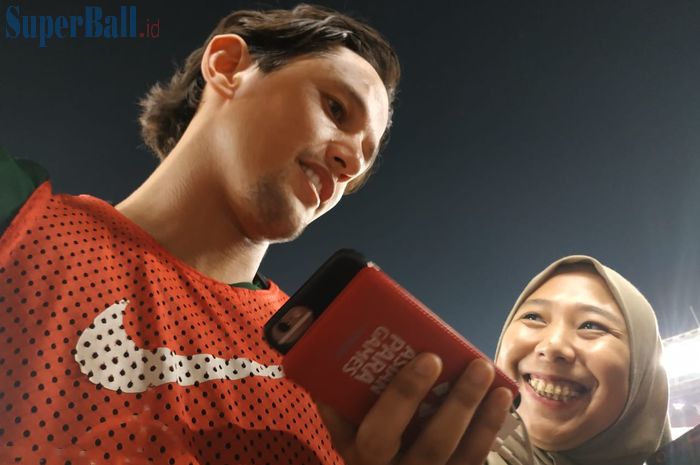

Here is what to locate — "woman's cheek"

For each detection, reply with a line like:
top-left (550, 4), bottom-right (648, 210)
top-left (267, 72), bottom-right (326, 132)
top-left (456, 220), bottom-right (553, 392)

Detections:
top-left (496, 327), bottom-right (524, 379)
top-left (588, 339), bottom-right (630, 382)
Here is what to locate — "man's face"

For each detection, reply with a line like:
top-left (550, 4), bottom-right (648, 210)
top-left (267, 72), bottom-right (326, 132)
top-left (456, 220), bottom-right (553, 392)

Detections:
top-left (206, 46), bottom-right (390, 243)
top-left (496, 271), bottom-right (630, 451)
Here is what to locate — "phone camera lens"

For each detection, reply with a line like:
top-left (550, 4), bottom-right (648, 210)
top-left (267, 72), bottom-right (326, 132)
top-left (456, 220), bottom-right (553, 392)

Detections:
top-left (277, 322), bottom-right (291, 333)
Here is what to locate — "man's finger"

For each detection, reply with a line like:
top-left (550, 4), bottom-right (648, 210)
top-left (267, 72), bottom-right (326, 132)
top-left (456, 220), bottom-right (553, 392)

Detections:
top-left (448, 387), bottom-right (513, 465)
top-left (401, 359), bottom-right (494, 465)
top-left (353, 353), bottom-right (443, 464)
top-left (316, 402), bottom-right (357, 456)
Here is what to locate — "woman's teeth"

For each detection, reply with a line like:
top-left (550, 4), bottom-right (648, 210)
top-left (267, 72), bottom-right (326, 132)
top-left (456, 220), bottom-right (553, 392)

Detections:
top-left (302, 166), bottom-right (322, 193)
top-left (527, 376), bottom-right (583, 402)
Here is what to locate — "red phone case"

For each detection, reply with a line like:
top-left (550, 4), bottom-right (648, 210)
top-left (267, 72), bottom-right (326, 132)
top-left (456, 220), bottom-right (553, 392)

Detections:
top-left (282, 265), bottom-right (519, 431)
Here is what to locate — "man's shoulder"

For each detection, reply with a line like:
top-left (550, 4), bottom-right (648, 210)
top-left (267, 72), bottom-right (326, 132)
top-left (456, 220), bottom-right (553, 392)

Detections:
top-left (0, 148), bottom-right (50, 234)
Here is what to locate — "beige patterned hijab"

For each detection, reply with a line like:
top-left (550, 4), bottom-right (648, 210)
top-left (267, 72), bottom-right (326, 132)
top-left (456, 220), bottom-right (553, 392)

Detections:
top-left (488, 255), bottom-right (671, 465)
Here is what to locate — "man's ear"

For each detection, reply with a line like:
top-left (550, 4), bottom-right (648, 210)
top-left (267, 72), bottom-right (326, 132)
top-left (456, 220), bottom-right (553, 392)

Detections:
top-left (201, 34), bottom-right (252, 98)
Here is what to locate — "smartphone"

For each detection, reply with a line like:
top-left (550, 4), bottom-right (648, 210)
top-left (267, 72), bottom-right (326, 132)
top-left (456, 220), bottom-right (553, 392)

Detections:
top-left (264, 249), bottom-right (519, 434)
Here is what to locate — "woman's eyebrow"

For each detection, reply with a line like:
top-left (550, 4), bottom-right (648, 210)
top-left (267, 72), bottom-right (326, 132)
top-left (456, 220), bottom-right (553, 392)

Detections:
top-left (519, 299), bottom-right (625, 327)
top-left (513, 298), bottom-right (549, 316)
top-left (578, 304), bottom-right (625, 327)
top-left (520, 298), bottom-right (550, 308)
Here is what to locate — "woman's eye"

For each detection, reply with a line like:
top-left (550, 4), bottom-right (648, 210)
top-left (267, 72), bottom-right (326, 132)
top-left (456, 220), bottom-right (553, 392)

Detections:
top-left (521, 312), bottom-right (543, 322)
top-left (579, 321), bottom-right (608, 332)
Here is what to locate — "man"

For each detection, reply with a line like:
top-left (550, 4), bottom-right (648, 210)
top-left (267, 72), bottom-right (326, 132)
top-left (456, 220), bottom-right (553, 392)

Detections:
top-left (0, 4), bottom-right (512, 464)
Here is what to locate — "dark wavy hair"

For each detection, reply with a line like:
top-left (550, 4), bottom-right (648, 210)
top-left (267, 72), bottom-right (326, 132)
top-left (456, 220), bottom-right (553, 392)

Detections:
top-left (139, 4), bottom-right (400, 193)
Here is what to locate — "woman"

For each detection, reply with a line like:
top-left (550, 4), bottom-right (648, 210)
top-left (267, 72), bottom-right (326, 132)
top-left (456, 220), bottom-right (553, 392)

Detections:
top-left (489, 255), bottom-right (671, 465)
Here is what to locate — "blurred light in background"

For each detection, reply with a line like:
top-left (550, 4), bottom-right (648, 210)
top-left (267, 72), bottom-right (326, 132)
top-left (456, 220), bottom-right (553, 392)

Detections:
top-left (662, 327), bottom-right (700, 439)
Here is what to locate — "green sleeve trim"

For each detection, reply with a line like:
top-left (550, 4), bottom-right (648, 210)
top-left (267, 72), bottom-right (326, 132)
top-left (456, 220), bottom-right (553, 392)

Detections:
top-left (0, 148), bottom-right (49, 234)
top-left (230, 281), bottom-right (262, 290)
top-left (230, 274), bottom-right (269, 290)
top-left (16, 158), bottom-right (49, 188)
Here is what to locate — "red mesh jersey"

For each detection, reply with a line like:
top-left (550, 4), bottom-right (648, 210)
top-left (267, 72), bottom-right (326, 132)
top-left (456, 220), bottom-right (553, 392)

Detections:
top-left (0, 182), bottom-right (341, 465)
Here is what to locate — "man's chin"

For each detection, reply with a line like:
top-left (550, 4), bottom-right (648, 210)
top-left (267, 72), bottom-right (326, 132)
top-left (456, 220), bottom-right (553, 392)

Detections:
top-left (267, 228), bottom-right (305, 244)
top-left (250, 215), bottom-right (310, 244)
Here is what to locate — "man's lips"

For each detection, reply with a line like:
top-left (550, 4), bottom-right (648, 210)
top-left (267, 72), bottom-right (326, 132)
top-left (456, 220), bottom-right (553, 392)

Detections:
top-left (299, 161), bottom-right (334, 205)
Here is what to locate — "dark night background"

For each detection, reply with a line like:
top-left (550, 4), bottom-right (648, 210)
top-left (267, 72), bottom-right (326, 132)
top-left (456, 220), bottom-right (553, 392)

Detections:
top-left (1, 1), bottom-right (699, 355)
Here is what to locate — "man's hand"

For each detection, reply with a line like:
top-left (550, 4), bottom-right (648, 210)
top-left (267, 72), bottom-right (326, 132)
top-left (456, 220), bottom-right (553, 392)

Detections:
top-left (317, 353), bottom-right (513, 465)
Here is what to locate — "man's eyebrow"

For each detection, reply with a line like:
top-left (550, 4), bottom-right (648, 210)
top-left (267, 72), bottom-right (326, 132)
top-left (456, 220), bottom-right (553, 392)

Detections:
top-left (520, 298), bottom-right (625, 327)
top-left (335, 81), bottom-right (377, 160)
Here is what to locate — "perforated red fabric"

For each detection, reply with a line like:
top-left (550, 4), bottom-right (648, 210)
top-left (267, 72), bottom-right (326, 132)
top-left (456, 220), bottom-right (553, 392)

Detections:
top-left (0, 182), bottom-right (341, 465)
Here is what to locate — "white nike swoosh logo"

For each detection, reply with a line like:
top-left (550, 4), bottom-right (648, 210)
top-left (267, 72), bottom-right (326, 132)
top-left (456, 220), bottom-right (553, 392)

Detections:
top-left (74, 300), bottom-right (285, 393)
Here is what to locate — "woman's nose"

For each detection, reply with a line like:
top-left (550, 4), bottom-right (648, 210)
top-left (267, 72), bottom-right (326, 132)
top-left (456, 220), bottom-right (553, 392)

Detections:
top-left (535, 326), bottom-right (576, 363)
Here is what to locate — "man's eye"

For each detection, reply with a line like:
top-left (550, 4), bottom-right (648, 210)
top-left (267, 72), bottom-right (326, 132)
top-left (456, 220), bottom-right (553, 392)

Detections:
top-left (327, 97), bottom-right (346, 122)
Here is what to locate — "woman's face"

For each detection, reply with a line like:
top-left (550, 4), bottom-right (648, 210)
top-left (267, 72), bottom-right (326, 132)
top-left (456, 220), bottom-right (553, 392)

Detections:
top-left (496, 270), bottom-right (630, 451)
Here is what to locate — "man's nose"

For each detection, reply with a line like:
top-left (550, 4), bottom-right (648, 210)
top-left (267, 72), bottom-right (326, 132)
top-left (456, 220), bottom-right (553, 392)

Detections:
top-left (535, 325), bottom-right (576, 363)
top-left (325, 137), bottom-right (364, 181)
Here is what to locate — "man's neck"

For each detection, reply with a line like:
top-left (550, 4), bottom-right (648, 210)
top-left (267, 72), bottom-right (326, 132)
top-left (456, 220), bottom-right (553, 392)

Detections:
top-left (115, 139), bottom-right (269, 285)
